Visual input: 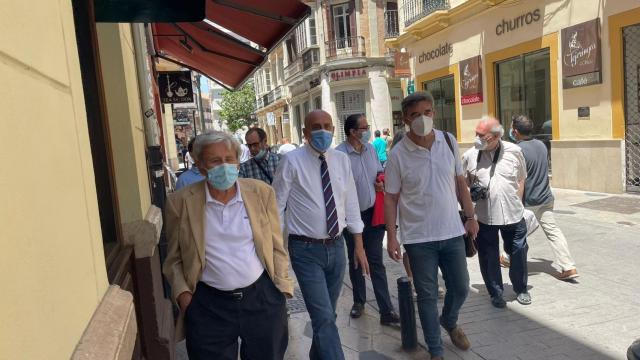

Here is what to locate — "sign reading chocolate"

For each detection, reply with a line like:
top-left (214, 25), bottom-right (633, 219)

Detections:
top-left (418, 42), bottom-right (452, 64)
top-left (459, 55), bottom-right (483, 105)
top-left (496, 9), bottom-right (541, 36)
top-left (561, 18), bottom-right (602, 89)
top-left (329, 68), bottom-right (367, 81)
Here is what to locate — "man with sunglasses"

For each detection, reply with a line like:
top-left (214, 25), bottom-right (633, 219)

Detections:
top-left (239, 127), bottom-right (279, 185)
top-left (462, 117), bottom-right (530, 308)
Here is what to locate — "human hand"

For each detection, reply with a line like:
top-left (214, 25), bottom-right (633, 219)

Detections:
top-left (177, 291), bottom-right (193, 312)
top-left (374, 181), bottom-right (384, 192)
top-left (465, 219), bottom-right (479, 241)
top-left (387, 237), bottom-right (402, 262)
top-left (354, 247), bottom-right (370, 276)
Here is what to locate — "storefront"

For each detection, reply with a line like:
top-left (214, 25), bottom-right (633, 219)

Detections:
top-left (391, 0), bottom-right (640, 194)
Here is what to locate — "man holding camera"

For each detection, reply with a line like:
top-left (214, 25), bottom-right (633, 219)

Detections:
top-left (462, 118), bottom-right (530, 308)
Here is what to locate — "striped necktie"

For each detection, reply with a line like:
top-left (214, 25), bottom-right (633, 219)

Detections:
top-left (319, 154), bottom-right (339, 238)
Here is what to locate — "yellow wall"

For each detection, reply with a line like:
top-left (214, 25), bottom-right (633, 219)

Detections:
top-left (96, 23), bottom-right (152, 224)
top-left (0, 1), bottom-right (109, 359)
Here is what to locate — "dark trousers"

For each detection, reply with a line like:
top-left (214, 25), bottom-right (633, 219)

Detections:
top-left (185, 272), bottom-right (288, 360)
top-left (477, 218), bottom-right (529, 298)
top-left (344, 207), bottom-right (394, 315)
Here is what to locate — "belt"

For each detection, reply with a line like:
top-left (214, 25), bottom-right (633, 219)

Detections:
top-left (289, 234), bottom-right (341, 245)
top-left (201, 271), bottom-right (267, 301)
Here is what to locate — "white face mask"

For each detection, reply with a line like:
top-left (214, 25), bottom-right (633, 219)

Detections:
top-left (474, 136), bottom-right (488, 150)
top-left (411, 115), bottom-right (434, 136)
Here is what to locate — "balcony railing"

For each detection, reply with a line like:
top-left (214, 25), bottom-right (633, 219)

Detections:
top-left (384, 10), bottom-right (399, 38)
top-left (261, 86), bottom-right (283, 108)
top-left (325, 36), bottom-right (366, 61)
top-left (284, 59), bottom-right (302, 80)
top-left (403, 0), bottom-right (449, 28)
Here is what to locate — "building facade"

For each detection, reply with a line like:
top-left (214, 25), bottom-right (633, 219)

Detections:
top-left (254, 0), bottom-right (406, 146)
top-left (387, 0), bottom-right (640, 194)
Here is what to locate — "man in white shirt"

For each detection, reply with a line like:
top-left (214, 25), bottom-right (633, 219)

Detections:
top-left (462, 118), bottom-right (531, 308)
top-left (385, 92), bottom-right (478, 360)
top-left (277, 137), bottom-right (297, 155)
top-left (273, 110), bottom-right (369, 360)
top-left (163, 131), bottom-right (293, 359)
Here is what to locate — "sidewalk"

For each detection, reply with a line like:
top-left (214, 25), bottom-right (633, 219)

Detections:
top-left (177, 188), bottom-right (640, 359)
top-left (286, 188), bottom-right (640, 359)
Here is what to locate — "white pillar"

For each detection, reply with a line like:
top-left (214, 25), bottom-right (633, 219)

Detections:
top-left (368, 68), bottom-right (393, 132)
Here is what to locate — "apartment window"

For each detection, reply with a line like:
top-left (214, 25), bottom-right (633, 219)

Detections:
top-left (264, 68), bottom-right (271, 91)
top-left (277, 57), bottom-right (284, 85)
top-left (333, 3), bottom-right (351, 47)
top-left (309, 15), bottom-right (317, 46)
top-left (296, 22), bottom-right (307, 53)
top-left (286, 37), bottom-right (298, 62)
top-left (314, 96), bottom-right (322, 110)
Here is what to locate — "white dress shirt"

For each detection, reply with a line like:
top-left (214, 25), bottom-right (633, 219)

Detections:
top-left (462, 141), bottom-right (527, 226)
top-left (201, 182), bottom-right (264, 290)
top-left (385, 131), bottom-right (465, 244)
top-left (273, 145), bottom-right (364, 239)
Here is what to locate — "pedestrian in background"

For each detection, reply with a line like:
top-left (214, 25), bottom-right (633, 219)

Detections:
top-left (382, 128), bottom-right (393, 158)
top-left (163, 130), bottom-right (293, 360)
top-left (385, 92), bottom-right (477, 360)
top-left (278, 137), bottom-right (297, 155)
top-left (239, 127), bottom-right (279, 185)
top-left (273, 110), bottom-right (369, 360)
top-left (511, 115), bottom-right (578, 280)
top-left (372, 130), bottom-right (388, 167)
top-left (336, 114), bottom-right (400, 326)
top-left (462, 117), bottom-right (531, 308)
top-left (176, 137), bottom-right (205, 190)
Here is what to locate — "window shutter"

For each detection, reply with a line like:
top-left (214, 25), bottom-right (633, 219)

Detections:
top-left (325, 4), bottom-right (335, 58)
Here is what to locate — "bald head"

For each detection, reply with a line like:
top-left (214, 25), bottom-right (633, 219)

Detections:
top-left (304, 110), bottom-right (332, 128)
top-left (475, 117), bottom-right (503, 136)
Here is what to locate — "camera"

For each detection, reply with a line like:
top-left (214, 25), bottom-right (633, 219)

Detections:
top-left (470, 183), bottom-right (488, 202)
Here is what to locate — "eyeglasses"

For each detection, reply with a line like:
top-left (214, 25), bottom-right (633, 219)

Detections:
top-left (357, 126), bottom-right (371, 130)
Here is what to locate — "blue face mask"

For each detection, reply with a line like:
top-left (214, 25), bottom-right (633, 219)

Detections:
top-left (310, 130), bottom-right (333, 152)
top-left (508, 128), bottom-right (518, 142)
top-left (360, 130), bottom-right (372, 144)
top-left (207, 164), bottom-right (238, 191)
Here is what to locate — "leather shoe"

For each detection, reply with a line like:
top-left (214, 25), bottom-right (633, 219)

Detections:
top-left (491, 296), bottom-right (506, 308)
top-left (380, 311), bottom-right (400, 326)
top-left (447, 326), bottom-right (471, 351)
top-left (350, 303), bottom-right (364, 318)
top-left (557, 268), bottom-right (579, 281)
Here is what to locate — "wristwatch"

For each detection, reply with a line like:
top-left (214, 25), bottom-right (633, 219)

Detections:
top-left (463, 215), bottom-right (475, 222)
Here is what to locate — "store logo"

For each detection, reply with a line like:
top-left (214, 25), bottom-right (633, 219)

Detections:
top-left (329, 68), bottom-right (367, 81)
top-left (418, 43), bottom-right (452, 64)
top-left (563, 28), bottom-right (598, 69)
top-left (496, 9), bottom-right (541, 36)
top-left (459, 55), bottom-right (483, 105)
top-left (561, 19), bottom-right (602, 89)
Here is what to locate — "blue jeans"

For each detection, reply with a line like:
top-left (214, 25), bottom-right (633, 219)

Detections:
top-left (289, 235), bottom-right (346, 360)
top-left (477, 218), bottom-right (528, 298)
top-left (404, 236), bottom-right (470, 358)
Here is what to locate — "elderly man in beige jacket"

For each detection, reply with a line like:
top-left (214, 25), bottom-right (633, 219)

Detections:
top-left (163, 130), bottom-right (293, 360)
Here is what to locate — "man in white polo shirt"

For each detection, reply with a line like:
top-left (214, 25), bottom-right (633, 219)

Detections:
top-left (385, 92), bottom-right (479, 360)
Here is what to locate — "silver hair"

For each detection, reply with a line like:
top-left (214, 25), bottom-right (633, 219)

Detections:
top-left (490, 124), bottom-right (505, 137)
top-left (192, 130), bottom-right (242, 161)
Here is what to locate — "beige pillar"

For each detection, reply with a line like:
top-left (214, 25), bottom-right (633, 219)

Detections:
top-left (162, 104), bottom-right (179, 171)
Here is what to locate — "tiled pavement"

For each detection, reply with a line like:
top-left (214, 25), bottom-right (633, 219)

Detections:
top-left (178, 188), bottom-right (640, 359)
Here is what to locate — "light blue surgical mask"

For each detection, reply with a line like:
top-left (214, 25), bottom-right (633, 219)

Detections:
top-left (254, 149), bottom-right (267, 161)
top-left (310, 130), bottom-right (333, 152)
top-left (508, 128), bottom-right (518, 142)
top-left (207, 164), bottom-right (239, 191)
top-left (360, 130), bottom-right (372, 144)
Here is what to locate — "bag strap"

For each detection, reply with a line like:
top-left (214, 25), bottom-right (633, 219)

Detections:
top-left (441, 131), bottom-right (461, 204)
top-left (253, 156), bottom-right (273, 184)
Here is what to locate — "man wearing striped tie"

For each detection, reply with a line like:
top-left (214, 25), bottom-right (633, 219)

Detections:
top-left (273, 110), bottom-right (370, 360)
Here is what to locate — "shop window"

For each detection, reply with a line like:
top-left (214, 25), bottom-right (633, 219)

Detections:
top-left (423, 75), bottom-right (457, 136)
top-left (335, 90), bottom-right (366, 143)
top-left (496, 49), bottom-right (552, 151)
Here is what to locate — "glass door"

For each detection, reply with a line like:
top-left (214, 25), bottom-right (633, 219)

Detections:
top-left (423, 75), bottom-right (457, 135)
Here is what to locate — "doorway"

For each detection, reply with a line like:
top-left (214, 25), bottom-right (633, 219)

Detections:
top-left (423, 75), bottom-right (457, 135)
top-left (623, 24), bottom-right (640, 192)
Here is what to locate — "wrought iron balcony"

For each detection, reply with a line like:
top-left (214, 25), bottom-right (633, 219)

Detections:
top-left (385, 10), bottom-right (400, 38)
top-left (325, 36), bottom-right (366, 61)
top-left (284, 58), bottom-right (302, 80)
top-left (403, 0), bottom-right (449, 28)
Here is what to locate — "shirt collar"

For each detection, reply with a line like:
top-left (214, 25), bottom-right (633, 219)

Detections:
top-left (204, 181), bottom-right (243, 205)
top-left (402, 131), bottom-right (441, 152)
top-left (189, 166), bottom-right (201, 174)
top-left (342, 140), bottom-right (367, 154)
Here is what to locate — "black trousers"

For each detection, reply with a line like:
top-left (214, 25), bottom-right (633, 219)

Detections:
top-left (477, 218), bottom-right (529, 298)
top-left (185, 272), bottom-right (288, 360)
top-left (344, 207), bottom-right (394, 315)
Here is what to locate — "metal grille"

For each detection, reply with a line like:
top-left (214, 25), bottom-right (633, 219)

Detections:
top-left (623, 25), bottom-right (640, 192)
top-left (335, 90), bottom-right (366, 144)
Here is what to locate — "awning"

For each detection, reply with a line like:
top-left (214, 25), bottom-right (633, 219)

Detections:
top-left (152, 1), bottom-right (310, 90)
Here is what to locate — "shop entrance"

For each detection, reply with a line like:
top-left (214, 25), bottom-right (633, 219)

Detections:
top-left (623, 24), bottom-right (640, 192)
top-left (423, 75), bottom-right (457, 135)
top-left (496, 49), bottom-right (552, 154)
top-left (335, 90), bottom-right (366, 143)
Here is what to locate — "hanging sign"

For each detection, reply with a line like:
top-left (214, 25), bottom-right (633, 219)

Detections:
top-left (394, 52), bottom-right (411, 77)
top-left (267, 112), bottom-right (276, 126)
top-left (561, 19), bottom-right (602, 89)
top-left (459, 55), bottom-right (483, 105)
top-left (158, 71), bottom-right (194, 103)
